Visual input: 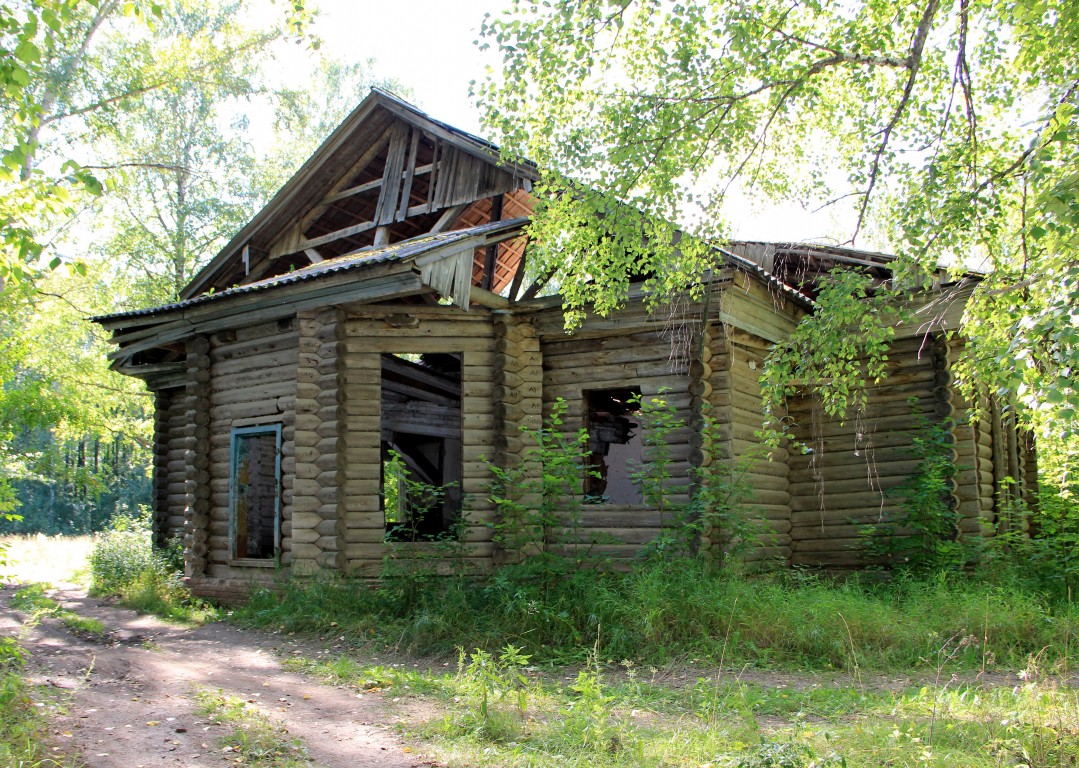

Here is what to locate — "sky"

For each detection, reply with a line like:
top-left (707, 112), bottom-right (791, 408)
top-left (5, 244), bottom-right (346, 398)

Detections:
top-left (257, 0), bottom-right (860, 246)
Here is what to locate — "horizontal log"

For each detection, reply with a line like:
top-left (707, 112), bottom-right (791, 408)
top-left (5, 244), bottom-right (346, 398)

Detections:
top-left (342, 337), bottom-right (494, 355)
top-left (210, 380), bottom-right (296, 408)
top-left (211, 332), bottom-right (298, 363)
top-left (212, 351), bottom-right (298, 379)
top-left (787, 442), bottom-right (921, 468)
top-left (788, 459), bottom-right (922, 484)
top-left (790, 551), bottom-right (868, 567)
top-left (542, 363), bottom-right (690, 389)
top-left (794, 522), bottom-right (918, 541)
top-left (788, 475), bottom-right (909, 497)
top-left (789, 507), bottom-right (901, 527)
top-left (791, 536), bottom-right (865, 554)
top-left (790, 491), bottom-right (901, 513)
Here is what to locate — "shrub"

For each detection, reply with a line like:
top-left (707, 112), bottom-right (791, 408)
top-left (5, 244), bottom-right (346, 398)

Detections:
top-left (88, 508), bottom-right (216, 623)
top-left (89, 526), bottom-right (154, 595)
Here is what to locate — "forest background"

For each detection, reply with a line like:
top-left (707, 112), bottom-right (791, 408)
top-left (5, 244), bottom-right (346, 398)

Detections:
top-left (1, 0), bottom-right (1077, 543)
top-left (0, 0), bottom-right (408, 534)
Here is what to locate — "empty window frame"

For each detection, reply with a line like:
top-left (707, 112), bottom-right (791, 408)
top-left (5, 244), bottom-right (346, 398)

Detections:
top-left (380, 352), bottom-right (463, 540)
top-left (229, 424), bottom-right (282, 560)
top-left (584, 387), bottom-right (643, 504)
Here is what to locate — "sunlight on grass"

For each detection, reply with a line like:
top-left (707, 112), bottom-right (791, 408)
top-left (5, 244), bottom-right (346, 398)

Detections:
top-left (279, 647), bottom-right (1079, 768)
top-left (1, 534), bottom-right (93, 585)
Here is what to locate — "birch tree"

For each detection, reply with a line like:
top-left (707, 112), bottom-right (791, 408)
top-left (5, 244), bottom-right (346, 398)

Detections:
top-left (476, 0), bottom-right (1079, 463)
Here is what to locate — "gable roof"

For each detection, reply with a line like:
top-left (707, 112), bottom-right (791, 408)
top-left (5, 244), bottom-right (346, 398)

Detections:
top-left (181, 88), bottom-right (538, 301)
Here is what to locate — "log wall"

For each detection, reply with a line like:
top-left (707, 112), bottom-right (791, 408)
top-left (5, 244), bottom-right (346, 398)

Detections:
top-left (204, 319), bottom-right (299, 581)
top-left (492, 316), bottom-right (544, 564)
top-left (292, 308), bottom-right (346, 574)
top-left (709, 328), bottom-right (793, 564)
top-left (151, 387), bottom-right (188, 548)
top-left (538, 314), bottom-right (694, 560)
top-left (786, 334), bottom-right (951, 567)
top-left (183, 336), bottom-right (212, 577)
top-left (339, 308), bottom-right (498, 576)
top-left (945, 339), bottom-right (996, 539)
top-left (944, 338), bottom-right (1037, 540)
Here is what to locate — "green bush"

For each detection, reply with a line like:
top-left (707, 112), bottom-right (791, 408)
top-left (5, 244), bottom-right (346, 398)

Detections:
top-left (89, 526), bottom-right (155, 595)
top-left (87, 509), bottom-right (216, 623)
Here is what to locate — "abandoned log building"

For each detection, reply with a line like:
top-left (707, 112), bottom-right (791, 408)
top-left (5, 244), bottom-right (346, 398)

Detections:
top-left (94, 89), bottom-right (1034, 602)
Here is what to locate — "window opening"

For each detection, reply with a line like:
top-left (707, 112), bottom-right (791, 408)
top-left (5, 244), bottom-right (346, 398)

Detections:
top-left (229, 424), bottom-right (282, 560)
top-left (585, 387), bottom-right (643, 504)
top-left (380, 352), bottom-right (463, 540)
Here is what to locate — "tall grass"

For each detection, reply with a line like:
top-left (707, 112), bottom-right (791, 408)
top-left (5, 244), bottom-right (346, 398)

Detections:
top-left (88, 521), bottom-right (217, 624)
top-left (1, 635), bottom-right (77, 767)
top-left (234, 559), bottom-right (1079, 672)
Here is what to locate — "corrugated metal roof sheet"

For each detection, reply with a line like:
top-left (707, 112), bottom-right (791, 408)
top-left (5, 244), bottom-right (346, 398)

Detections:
top-left (92, 217), bottom-right (528, 324)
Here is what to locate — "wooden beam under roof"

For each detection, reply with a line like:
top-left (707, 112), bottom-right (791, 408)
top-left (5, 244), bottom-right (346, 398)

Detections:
top-left (295, 125), bottom-right (394, 236)
top-left (320, 162), bottom-right (434, 207)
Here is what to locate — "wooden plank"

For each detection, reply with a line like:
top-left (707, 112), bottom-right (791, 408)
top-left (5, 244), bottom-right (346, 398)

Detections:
top-left (508, 242), bottom-right (528, 302)
top-left (396, 128), bottom-right (421, 222)
top-left (425, 137), bottom-right (440, 213)
top-left (296, 219), bottom-right (378, 251)
top-left (375, 123), bottom-right (410, 226)
top-left (111, 271), bottom-right (424, 360)
top-left (296, 125), bottom-right (394, 234)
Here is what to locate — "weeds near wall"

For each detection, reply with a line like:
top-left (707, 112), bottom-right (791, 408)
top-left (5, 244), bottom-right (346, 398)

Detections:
top-left (487, 397), bottom-right (598, 575)
top-left (452, 644), bottom-right (533, 738)
top-left (981, 486), bottom-right (1079, 600)
top-left (632, 394), bottom-right (760, 560)
top-left (88, 508), bottom-right (216, 623)
top-left (380, 449), bottom-right (473, 603)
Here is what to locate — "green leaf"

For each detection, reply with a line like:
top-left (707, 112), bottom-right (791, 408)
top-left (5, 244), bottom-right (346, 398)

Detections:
top-left (14, 40), bottom-right (41, 65)
top-left (9, 65), bottom-right (31, 87)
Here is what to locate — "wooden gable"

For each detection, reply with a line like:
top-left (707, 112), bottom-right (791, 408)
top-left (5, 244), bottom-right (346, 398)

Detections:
top-left (183, 89), bottom-right (538, 301)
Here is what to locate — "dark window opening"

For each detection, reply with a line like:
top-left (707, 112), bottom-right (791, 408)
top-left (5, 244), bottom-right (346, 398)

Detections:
top-left (585, 387), bottom-right (643, 504)
top-left (380, 352), bottom-right (463, 540)
top-left (230, 425), bottom-right (281, 560)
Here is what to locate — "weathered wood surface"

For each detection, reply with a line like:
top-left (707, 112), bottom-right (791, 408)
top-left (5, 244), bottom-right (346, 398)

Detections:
top-left (708, 324), bottom-right (793, 564)
top-left (340, 311), bottom-right (497, 575)
top-left (183, 336), bottom-right (212, 577)
top-left (151, 388), bottom-right (190, 546)
top-left (541, 322), bottom-right (693, 557)
top-left (786, 334), bottom-right (950, 567)
top-left (200, 320), bottom-right (299, 575)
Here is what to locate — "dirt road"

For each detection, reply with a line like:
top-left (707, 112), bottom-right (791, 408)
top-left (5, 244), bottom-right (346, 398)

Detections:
top-left (0, 583), bottom-right (425, 768)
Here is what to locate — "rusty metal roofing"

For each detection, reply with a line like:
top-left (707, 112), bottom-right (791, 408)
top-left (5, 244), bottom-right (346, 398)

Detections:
top-left (92, 217), bottom-right (529, 324)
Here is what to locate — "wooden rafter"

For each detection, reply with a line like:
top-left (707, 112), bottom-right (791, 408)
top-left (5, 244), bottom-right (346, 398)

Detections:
top-left (295, 126), bottom-right (394, 235)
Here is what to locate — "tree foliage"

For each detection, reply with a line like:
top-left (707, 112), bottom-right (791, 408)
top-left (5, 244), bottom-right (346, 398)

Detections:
top-left (476, 0), bottom-right (1079, 466)
top-left (93, 0), bottom-right (277, 305)
top-left (0, 0), bottom-right (327, 535)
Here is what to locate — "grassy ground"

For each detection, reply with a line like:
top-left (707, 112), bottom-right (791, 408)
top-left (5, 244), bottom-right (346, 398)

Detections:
top-left (238, 560), bottom-right (1079, 766)
top-left (5, 536), bottom-right (1079, 766)
top-left (1, 582), bottom-right (82, 768)
top-left (235, 560), bottom-right (1079, 674)
top-left (0, 648), bottom-right (76, 768)
top-left (283, 648), bottom-right (1079, 767)
top-left (1, 536), bottom-right (88, 767)
top-left (193, 686), bottom-right (313, 767)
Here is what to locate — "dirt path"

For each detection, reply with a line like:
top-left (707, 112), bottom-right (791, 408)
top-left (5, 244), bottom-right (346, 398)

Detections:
top-left (0, 583), bottom-right (426, 768)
